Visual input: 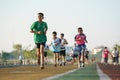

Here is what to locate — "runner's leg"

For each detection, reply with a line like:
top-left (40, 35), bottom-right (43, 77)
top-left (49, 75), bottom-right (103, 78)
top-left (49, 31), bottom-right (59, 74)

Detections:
top-left (54, 53), bottom-right (57, 67)
top-left (57, 53), bottom-right (60, 66)
top-left (63, 50), bottom-right (66, 66)
top-left (37, 48), bottom-right (40, 65)
top-left (59, 51), bottom-right (62, 66)
top-left (78, 54), bottom-right (81, 68)
top-left (82, 44), bottom-right (86, 67)
top-left (40, 44), bottom-right (45, 69)
top-left (82, 49), bottom-right (85, 66)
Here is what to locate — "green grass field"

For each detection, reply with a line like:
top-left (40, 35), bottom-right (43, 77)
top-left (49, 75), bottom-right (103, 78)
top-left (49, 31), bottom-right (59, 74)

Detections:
top-left (53, 63), bottom-right (99, 80)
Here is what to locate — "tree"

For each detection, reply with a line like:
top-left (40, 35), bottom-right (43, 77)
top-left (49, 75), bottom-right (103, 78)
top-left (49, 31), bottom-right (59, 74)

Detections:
top-left (23, 50), bottom-right (31, 59)
top-left (13, 44), bottom-right (22, 59)
top-left (1, 51), bottom-right (10, 61)
top-left (30, 48), bottom-right (37, 59)
top-left (13, 44), bottom-right (54, 61)
top-left (13, 44), bottom-right (22, 50)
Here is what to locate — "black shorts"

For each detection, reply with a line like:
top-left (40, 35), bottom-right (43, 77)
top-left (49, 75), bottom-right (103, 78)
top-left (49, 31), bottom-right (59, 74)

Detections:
top-left (35, 42), bottom-right (45, 48)
top-left (72, 54), bottom-right (78, 58)
top-left (104, 58), bottom-right (108, 63)
top-left (53, 51), bottom-right (60, 53)
top-left (113, 57), bottom-right (119, 63)
top-left (44, 52), bottom-right (47, 57)
top-left (60, 50), bottom-right (66, 56)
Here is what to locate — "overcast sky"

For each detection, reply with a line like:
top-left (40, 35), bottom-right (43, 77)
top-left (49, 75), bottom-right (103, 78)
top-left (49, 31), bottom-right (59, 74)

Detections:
top-left (0, 0), bottom-right (120, 52)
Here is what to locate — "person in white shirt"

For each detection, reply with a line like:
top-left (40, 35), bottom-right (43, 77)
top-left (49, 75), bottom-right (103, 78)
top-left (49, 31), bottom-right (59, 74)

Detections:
top-left (19, 55), bottom-right (23, 65)
top-left (60, 33), bottom-right (68, 66)
top-left (112, 47), bottom-right (119, 64)
top-left (49, 31), bottom-right (61, 67)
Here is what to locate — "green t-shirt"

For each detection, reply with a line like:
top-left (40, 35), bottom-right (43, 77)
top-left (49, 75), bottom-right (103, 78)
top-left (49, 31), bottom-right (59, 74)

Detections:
top-left (30, 21), bottom-right (48, 43)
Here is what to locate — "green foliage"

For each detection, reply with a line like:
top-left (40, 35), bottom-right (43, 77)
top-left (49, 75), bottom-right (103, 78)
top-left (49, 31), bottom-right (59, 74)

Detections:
top-left (12, 51), bottom-right (19, 59)
top-left (47, 50), bottom-right (54, 57)
top-left (23, 49), bottom-right (54, 59)
top-left (23, 48), bottom-right (37, 59)
top-left (30, 48), bottom-right (37, 59)
top-left (23, 50), bottom-right (31, 59)
top-left (12, 44), bottom-right (54, 60)
top-left (13, 44), bottom-right (22, 50)
top-left (13, 44), bottom-right (22, 58)
top-left (1, 51), bottom-right (10, 61)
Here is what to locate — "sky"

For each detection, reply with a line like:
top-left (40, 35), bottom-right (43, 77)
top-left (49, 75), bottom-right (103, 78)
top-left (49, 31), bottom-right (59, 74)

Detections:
top-left (0, 0), bottom-right (120, 52)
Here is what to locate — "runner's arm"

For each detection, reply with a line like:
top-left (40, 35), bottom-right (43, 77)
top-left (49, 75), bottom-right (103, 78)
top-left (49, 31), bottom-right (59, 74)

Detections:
top-left (85, 39), bottom-right (88, 43)
top-left (64, 39), bottom-right (68, 44)
top-left (49, 41), bottom-right (52, 46)
top-left (30, 29), bottom-right (43, 34)
top-left (61, 39), bottom-right (68, 45)
top-left (84, 35), bottom-right (88, 43)
top-left (30, 22), bottom-right (37, 34)
top-left (55, 39), bottom-right (61, 46)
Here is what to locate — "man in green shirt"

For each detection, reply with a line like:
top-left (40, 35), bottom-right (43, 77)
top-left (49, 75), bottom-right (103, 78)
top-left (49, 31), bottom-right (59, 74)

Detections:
top-left (30, 13), bottom-right (48, 69)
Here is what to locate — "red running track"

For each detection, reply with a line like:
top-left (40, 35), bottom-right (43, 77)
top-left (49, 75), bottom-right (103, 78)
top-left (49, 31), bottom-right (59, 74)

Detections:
top-left (98, 63), bottom-right (120, 80)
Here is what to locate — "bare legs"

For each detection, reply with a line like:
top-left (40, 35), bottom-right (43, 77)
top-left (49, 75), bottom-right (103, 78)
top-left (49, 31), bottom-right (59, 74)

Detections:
top-left (37, 45), bottom-right (45, 69)
top-left (60, 50), bottom-right (66, 66)
top-left (54, 53), bottom-right (59, 67)
top-left (37, 48), bottom-right (40, 65)
top-left (78, 49), bottom-right (85, 68)
top-left (62, 56), bottom-right (66, 66)
top-left (40, 45), bottom-right (44, 68)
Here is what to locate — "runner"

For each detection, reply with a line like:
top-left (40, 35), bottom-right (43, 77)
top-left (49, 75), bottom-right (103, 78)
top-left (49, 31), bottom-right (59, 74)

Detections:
top-left (44, 44), bottom-right (49, 65)
top-left (85, 50), bottom-right (89, 60)
top-left (30, 12), bottom-right (48, 69)
top-left (18, 48), bottom-right (23, 65)
top-left (60, 33), bottom-right (68, 66)
top-left (74, 27), bottom-right (88, 68)
top-left (19, 55), bottom-right (23, 65)
top-left (49, 31), bottom-right (61, 67)
top-left (111, 47), bottom-right (119, 65)
top-left (71, 43), bottom-right (79, 64)
top-left (102, 47), bottom-right (111, 64)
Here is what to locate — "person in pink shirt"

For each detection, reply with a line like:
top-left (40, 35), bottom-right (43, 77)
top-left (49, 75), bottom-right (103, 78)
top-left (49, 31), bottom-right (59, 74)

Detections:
top-left (75, 27), bottom-right (88, 67)
top-left (102, 47), bottom-right (111, 64)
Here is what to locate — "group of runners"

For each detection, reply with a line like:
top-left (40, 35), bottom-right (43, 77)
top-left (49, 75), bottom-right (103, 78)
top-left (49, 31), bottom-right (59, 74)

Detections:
top-left (102, 46), bottom-right (119, 65)
top-left (30, 12), bottom-right (88, 69)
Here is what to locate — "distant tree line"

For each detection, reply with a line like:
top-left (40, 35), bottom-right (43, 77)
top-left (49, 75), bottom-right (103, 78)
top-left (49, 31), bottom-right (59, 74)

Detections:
top-left (0, 44), bottom-right (53, 62)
